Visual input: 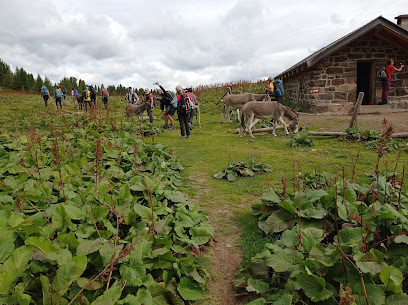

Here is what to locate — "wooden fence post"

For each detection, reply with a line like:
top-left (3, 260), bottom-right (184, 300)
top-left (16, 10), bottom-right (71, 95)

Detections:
top-left (349, 92), bottom-right (365, 128)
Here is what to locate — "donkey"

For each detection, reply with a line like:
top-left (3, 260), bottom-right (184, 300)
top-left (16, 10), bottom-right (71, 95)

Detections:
top-left (219, 91), bottom-right (270, 123)
top-left (239, 101), bottom-right (299, 139)
top-left (125, 102), bottom-right (149, 119)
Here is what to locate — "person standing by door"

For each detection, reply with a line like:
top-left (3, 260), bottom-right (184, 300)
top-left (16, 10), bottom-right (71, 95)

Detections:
top-left (380, 59), bottom-right (404, 105)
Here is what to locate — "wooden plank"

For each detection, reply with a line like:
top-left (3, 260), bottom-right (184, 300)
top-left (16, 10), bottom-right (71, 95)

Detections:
top-left (308, 131), bottom-right (345, 137)
top-left (391, 132), bottom-right (408, 139)
top-left (234, 126), bottom-right (284, 134)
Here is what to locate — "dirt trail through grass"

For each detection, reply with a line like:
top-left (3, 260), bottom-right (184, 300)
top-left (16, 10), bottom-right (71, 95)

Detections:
top-left (189, 172), bottom-right (248, 305)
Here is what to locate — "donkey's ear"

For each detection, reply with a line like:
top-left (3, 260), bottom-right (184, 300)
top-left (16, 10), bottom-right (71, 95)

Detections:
top-left (294, 110), bottom-right (299, 117)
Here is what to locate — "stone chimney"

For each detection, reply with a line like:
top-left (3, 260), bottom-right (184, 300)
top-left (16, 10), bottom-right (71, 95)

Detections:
top-left (395, 15), bottom-right (408, 31)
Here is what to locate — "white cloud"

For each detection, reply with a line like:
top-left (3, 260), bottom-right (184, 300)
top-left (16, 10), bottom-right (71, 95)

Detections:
top-left (0, 0), bottom-right (406, 89)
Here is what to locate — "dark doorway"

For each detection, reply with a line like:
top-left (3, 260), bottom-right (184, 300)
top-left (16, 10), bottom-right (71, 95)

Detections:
top-left (356, 62), bottom-right (373, 105)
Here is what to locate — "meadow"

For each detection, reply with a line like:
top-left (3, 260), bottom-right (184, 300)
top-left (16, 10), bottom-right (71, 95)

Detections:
top-left (0, 87), bottom-right (407, 305)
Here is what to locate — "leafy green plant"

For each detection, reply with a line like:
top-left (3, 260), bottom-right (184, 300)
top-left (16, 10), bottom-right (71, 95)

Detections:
top-left (287, 135), bottom-right (314, 148)
top-left (0, 113), bottom-right (213, 304)
top-left (214, 161), bottom-right (272, 182)
top-left (238, 170), bottom-right (408, 304)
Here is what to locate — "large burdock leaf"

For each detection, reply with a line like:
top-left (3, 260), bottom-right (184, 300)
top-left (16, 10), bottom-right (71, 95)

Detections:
top-left (386, 293), bottom-right (408, 305)
top-left (0, 243), bottom-right (15, 263)
top-left (258, 210), bottom-right (296, 235)
top-left (353, 283), bottom-right (385, 305)
top-left (117, 287), bottom-right (153, 305)
top-left (301, 227), bottom-right (324, 253)
top-left (177, 277), bottom-right (204, 301)
top-left (296, 267), bottom-right (331, 302)
top-left (52, 255), bottom-right (87, 301)
top-left (119, 259), bottom-right (146, 287)
top-left (62, 204), bottom-right (86, 220)
top-left (91, 283), bottom-right (122, 305)
top-left (190, 227), bottom-right (212, 246)
top-left (246, 278), bottom-right (269, 293)
top-left (76, 238), bottom-right (105, 255)
top-left (354, 249), bottom-right (386, 275)
top-left (261, 189), bottom-right (281, 204)
top-left (0, 245), bottom-right (32, 294)
top-left (380, 266), bottom-right (403, 293)
top-left (134, 204), bottom-right (156, 223)
top-left (25, 236), bottom-right (59, 254)
top-left (266, 248), bottom-right (303, 272)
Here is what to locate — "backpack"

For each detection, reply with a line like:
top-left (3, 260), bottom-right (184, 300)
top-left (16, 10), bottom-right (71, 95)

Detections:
top-left (83, 89), bottom-right (90, 100)
top-left (41, 87), bottom-right (49, 96)
top-left (90, 87), bottom-right (96, 96)
top-left (168, 91), bottom-right (178, 108)
top-left (55, 89), bottom-right (62, 98)
top-left (273, 80), bottom-right (284, 98)
top-left (73, 89), bottom-right (78, 96)
top-left (178, 93), bottom-right (192, 114)
top-left (102, 90), bottom-right (108, 98)
top-left (60, 86), bottom-right (67, 94)
top-left (377, 68), bottom-right (388, 81)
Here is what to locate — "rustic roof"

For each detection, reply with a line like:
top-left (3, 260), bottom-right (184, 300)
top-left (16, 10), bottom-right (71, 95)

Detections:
top-left (275, 16), bottom-right (408, 79)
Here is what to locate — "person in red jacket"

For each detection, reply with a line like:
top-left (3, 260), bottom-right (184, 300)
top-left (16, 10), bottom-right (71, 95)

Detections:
top-left (380, 59), bottom-right (404, 105)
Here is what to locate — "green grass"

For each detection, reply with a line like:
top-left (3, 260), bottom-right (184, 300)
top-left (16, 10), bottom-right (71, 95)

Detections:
top-left (1, 88), bottom-right (407, 299)
top-left (237, 211), bottom-right (276, 269)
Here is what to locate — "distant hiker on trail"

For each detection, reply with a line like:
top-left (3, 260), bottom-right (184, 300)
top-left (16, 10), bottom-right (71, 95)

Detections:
top-left (59, 85), bottom-right (67, 106)
top-left (41, 86), bottom-right (49, 107)
top-left (55, 88), bottom-right (63, 110)
top-left (266, 77), bottom-right (284, 100)
top-left (176, 85), bottom-right (193, 139)
top-left (125, 87), bottom-right (139, 104)
top-left (72, 88), bottom-right (79, 108)
top-left (380, 59), bottom-right (404, 105)
top-left (82, 87), bottom-right (91, 111)
top-left (89, 86), bottom-right (97, 105)
top-left (186, 87), bottom-right (198, 130)
top-left (101, 88), bottom-right (109, 109)
top-left (155, 82), bottom-right (176, 130)
top-left (144, 88), bottom-right (154, 124)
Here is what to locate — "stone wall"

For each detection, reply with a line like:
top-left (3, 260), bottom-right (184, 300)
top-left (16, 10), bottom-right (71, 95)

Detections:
top-left (281, 33), bottom-right (408, 109)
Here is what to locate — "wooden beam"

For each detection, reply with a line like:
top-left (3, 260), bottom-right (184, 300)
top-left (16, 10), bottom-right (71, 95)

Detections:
top-left (235, 126), bottom-right (284, 134)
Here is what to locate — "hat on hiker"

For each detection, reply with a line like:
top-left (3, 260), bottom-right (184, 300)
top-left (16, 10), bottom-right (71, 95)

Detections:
top-left (268, 76), bottom-right (274, 81)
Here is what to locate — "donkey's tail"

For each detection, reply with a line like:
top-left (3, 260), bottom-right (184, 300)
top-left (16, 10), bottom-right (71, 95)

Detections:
top-left (240, 110), bottom-right (245, 129)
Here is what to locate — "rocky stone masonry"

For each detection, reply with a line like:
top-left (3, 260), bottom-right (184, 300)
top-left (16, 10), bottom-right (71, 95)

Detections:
top-left (282, 34), bottom-right (408, 109)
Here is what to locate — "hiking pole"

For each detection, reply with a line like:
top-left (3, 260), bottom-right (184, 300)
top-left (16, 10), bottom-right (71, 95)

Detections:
top-left (215, 87), bottom-right (232, 105)
top-left (195, 111), bottom-right (198, 135)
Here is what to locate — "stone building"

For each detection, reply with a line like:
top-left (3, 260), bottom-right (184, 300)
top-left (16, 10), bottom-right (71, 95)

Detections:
top-left (275, 15), bottom-right (408, 112)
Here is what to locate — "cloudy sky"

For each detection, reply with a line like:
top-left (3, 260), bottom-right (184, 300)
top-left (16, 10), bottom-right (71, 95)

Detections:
top-left (0, 0), bottom-right (405, 90)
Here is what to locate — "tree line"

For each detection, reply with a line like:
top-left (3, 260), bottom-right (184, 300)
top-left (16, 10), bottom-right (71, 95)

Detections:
top-left (0, 58), bottom-right (146, 96)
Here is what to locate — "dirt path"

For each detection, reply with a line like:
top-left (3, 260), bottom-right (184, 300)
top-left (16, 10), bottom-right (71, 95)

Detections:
top-left (189, 174), bottom-right (248, 305)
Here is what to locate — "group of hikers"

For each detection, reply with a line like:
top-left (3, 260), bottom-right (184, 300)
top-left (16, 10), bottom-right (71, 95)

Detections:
top-left (39, 77), bottom-right (284, 139)
top-left (40, 85), bottom-right (110, 110)
top-left (40, 81), bottom-right (200, 139)
top-left (125, 83), bottom-right (199, 139)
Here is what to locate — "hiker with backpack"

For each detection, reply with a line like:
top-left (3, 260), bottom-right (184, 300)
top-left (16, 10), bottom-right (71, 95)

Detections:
top-left (176, 85), bottom-right (193, 139)
top-left (72, 88), bottom-right (79, 108)
top-left (55, 88), bottom-right (63, 110)
top-left (266, 77), bottom-right (284, 100)
top-left (379, 59), bottom-right (404, 105)
top-left (144, 88), bottom-right (154, 124)
top-left (60, 86), bottom-right (67, 106)
top-left (101, 88), bottom-right (109, 109)
top-left (89, 86), bottom-right (97, 105)
top-left (186, 87), bottom-right (198, 130)
top-left (41, 86), bottom-right (50, 107)
top-left (125, 87), bottom-right (139, 104)
top-left (155, 82), bottom-right (176, 130)
top-left (82, 87), bottom-right (91, 111)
